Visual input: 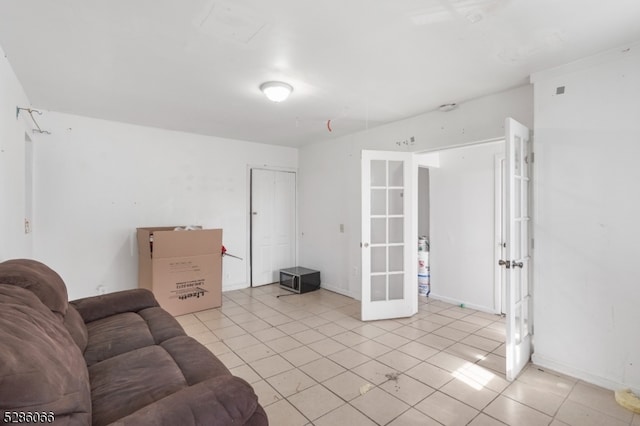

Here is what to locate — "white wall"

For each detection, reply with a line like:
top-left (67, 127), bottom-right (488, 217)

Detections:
top-left (298, 85), bottom-right (533, 298)
top-left (33, 112), bottom-right (297, 299)
top-left (429, 142), bottom-right (504, 312)
top-left (297, 137), bottom-right (356, 297)
top-left (531, 42), bottom-right (640, 393)
top-left (0, 44), bottom-right (34, 261)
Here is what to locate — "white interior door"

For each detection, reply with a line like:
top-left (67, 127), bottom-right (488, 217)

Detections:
top-left (502, 118), bottom-right (533, 381)
top-left (251, 169), bottom-right (296, 286)
top-left (361, 150), bottom-right (417, 321)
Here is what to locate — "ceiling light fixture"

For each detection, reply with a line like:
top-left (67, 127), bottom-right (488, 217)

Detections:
top-left (260, 81), bottom-right (293, 103)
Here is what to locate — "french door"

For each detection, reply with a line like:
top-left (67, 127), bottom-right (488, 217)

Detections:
top-left (361, 150), bottom-right (417, 321)
top-left (502, 118), bottom-right (533, 381)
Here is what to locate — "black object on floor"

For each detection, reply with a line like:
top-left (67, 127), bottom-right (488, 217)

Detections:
top-left (277, 267), bottom-right (321, 297)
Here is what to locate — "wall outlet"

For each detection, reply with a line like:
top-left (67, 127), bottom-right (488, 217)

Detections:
top-left (339, 224), bottom-right (344, 233)
top-left (96, 285), bottom-right (107, 295)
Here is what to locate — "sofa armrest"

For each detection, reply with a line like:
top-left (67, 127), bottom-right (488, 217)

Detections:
top-left (107, 376), bottom-right (265, 426)
top-left (70, 288), bottom-right (159, 323)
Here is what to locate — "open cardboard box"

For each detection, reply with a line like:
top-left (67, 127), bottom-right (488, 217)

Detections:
top-left (137, 226), bottom-right (222, 316)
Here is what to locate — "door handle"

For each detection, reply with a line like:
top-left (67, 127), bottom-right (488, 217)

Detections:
top-left (498, 259), bottom-right (510, 269)
top-left (511, 261), bottom-right (524, 268)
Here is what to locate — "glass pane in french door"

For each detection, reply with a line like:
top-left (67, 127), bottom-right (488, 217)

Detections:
top-left (369, 159), bottom-right (405, 302)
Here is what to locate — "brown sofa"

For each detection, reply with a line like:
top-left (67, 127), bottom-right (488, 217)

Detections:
top-left (0, 259), bottom-right (268, 426)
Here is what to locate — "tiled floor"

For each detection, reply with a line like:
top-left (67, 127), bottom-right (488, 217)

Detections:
top-left (176, 285), bottom-right (639, 426)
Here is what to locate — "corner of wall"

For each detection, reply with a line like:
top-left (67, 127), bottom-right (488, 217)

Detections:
top-left (0, 42), bottom-right (33, 261)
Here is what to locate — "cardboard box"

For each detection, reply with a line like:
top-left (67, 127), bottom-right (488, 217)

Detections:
top-left (137, 227), bottom-right (222, 316)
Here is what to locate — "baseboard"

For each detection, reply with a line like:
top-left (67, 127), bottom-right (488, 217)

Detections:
top-left (222, 281), bottom-right (357, 300)
top-left (222, 282), bottom-right (250, 292)
top-left (319, 283), bottom-right (356, 299)
top-left (532, 353), bottom-right (639, 394)
top-left (428, 293), bottom-right (498, 315)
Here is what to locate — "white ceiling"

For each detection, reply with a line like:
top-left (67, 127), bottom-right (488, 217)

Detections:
top-left (1, 0), bottom-right (639, 147)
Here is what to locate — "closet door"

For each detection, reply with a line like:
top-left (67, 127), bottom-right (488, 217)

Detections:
top-left (251, 169), bottom-right (296, 286)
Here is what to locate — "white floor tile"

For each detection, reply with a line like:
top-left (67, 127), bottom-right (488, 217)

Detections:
top-left (287, 384), bottom-right (344, 421)
top-left (178, 285), bottom-right (619, 426)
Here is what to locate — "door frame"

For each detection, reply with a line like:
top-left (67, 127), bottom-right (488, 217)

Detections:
top-left (247, 165), bottom-right (298, 287)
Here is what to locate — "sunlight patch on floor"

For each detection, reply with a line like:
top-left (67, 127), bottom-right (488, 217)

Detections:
top-left (452, 362), bottom-right (495, 391)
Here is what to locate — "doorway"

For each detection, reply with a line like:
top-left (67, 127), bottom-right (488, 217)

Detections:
top-left (413, 118), bottom-right (532, 381)
top-left (360, 120), bottom-right (531, 380)
top-left (250, 168), bottom-right (297, 287)
top-left (417, 140), bottom-right (505, 314)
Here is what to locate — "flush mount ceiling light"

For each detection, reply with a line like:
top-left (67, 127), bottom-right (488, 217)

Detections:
top-left (260, 81), bottom-right (293, 103)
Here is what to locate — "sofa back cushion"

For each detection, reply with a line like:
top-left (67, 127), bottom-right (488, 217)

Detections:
top-left (0, 259), bottom-right (68, 318)
top-left (0, 284), bottom-right (91, 425)
top-left (64, 304), bottom-right (89, 353)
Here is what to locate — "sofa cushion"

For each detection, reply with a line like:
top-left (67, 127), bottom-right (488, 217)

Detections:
top-left (84, 312), bottom-right (156, 366)
top-left (64, 304), bottom-right (89, 352)
top-left (71, 288), bottom-right (159, 324)
top-left (0, 259), bottom-right (68, 318)
top-left (105, 376), bottom-right (263, 426)
top-left (138, 306), bottom-right (189, 344)
top-left (0, 284), bottom-right (91, 425)
top-left (160, 335), bottom-right (231, 385)
top-left (88, 345), bottom-right (189, 426)
top-left (83, 307), bottom-right (186, 366)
